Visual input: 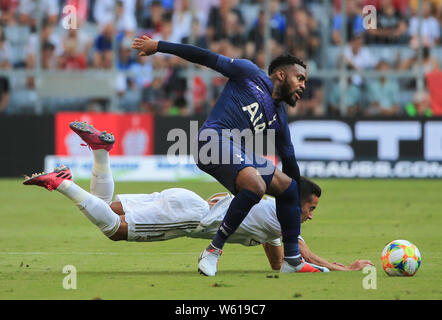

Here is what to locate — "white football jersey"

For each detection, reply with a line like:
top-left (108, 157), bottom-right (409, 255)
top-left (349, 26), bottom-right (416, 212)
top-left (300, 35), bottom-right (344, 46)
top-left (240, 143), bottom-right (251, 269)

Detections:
top-left (191, 194), bottom-right (303, 246)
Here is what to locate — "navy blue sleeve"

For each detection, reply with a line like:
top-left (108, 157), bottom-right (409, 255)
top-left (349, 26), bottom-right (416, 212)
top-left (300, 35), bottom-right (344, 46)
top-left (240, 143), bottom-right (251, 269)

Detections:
top-left (275, 107), bottom-right (300, 183)
top-left (157, 41), bottom-right (260, 79)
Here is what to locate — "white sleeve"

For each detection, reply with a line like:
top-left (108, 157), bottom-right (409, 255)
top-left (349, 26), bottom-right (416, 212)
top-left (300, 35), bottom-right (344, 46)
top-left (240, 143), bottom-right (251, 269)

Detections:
top-left (266, 238), bottom-right (281, 246)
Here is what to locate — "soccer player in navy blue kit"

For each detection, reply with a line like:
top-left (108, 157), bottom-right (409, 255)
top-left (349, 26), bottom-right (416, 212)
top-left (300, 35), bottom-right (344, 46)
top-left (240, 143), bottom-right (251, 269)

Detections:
top-left (132, 35), bottom-right (324, 275)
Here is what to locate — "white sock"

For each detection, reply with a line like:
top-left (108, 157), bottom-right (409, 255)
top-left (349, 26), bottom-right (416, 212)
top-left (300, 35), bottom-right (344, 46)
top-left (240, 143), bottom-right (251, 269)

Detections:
top-left (90, 149), bottom-right (114, 204)
top-left (57, 180), bottom-right (120, 238)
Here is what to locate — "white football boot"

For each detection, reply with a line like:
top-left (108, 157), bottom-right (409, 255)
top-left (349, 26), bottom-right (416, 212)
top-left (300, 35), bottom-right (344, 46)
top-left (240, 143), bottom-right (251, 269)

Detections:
top-left (198, 247), bottom-right (223, 276)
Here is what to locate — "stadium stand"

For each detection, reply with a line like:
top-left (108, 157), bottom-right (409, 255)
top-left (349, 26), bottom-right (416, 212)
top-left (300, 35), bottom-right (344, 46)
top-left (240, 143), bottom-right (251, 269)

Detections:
top-left (0, 0), bottom-right (440, 116)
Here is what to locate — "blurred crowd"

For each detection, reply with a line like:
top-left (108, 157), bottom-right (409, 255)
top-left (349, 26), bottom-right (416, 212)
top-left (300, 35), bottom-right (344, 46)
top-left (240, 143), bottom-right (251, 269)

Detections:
top-left (0, 0), bottom-right (441, 116)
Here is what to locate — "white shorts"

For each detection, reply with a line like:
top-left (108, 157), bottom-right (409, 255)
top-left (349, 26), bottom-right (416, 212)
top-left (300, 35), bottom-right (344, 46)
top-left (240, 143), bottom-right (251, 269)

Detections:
top-left (115, 188), bottom-right (209, 242)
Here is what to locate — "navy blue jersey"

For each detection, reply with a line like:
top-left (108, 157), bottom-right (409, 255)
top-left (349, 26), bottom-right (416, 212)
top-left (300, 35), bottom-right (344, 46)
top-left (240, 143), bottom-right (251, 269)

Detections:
top-left (157, 41), bottom-right (296, 163)
top-left (200, 55), bottom-right (295, 160)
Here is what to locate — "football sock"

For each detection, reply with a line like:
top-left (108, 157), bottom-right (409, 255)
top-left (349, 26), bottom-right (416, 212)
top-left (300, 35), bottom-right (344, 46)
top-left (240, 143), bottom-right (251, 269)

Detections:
top-left (276, 180), bottom-right (301, 263)
top-left (57, 180), bottom-right (120, 238)
top-left (211, 189), bottom-right (261, 250)
top-left (90, 149), bottom-right (114, 204)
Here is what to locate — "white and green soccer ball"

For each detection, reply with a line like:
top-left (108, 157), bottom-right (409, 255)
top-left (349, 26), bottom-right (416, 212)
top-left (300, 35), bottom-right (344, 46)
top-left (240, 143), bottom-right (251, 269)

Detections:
top-left (381, 240), bottom-right (422, 276)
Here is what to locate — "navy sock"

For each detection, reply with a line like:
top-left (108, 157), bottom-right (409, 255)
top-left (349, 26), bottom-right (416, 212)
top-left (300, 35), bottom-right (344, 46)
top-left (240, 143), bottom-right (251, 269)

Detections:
top-left (276, 180), bottom-right (301, 257)
top-left (211, 189), bottom-right (261, 250)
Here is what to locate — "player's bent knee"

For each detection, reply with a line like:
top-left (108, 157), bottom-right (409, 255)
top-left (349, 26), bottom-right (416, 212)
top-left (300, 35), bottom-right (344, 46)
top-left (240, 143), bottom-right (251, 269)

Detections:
top-left (235, 167), bottom-right (266, 197)
top-left (267, 169), bottom-right (293, 196)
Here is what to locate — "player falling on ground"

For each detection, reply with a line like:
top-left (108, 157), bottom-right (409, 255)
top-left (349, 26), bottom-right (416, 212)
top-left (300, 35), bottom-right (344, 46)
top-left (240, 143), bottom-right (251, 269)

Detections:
top-left (132, 36), bottom-right (314, 276)
top-left (23, 122), bottom-right (373, 272)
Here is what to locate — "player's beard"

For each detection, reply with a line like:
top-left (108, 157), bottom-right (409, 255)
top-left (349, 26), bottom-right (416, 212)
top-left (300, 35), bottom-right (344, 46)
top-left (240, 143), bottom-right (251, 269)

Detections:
top-left (280, 79), bottom-right (298, 107)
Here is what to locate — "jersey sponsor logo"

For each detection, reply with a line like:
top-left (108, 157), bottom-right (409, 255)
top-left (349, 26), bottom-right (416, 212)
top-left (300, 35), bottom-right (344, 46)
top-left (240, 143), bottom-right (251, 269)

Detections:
top-left (256, 85), bottom-right (264, 94)
top-left (242, 102), bottom-right (266, 133)
top-left (242, 102), bottom-right (278, 132)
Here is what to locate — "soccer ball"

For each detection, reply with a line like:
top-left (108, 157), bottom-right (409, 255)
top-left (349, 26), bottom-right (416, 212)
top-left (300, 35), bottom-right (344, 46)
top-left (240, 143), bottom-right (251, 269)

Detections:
top-left (381, 240), bottom-right (422, 276)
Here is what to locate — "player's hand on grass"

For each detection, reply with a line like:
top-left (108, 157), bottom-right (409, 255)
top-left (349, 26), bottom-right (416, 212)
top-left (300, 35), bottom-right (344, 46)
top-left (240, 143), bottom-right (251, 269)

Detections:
top-left (332, 261), bottom-right (346, 268)
top-left (347, 260), bottom-right (374, 271)
top-left (132, 35), bottom-right (158, 57)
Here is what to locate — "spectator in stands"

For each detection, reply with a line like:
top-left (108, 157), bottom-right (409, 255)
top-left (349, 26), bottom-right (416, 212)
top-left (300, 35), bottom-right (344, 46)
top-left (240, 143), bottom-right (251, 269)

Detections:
top-left (41, 41), bottom-right (57, 69)
top-left (140, 76), bottom-right (165, 113)
top-left (222, 7), bottom-right (247, 48)
top-left (285, 7), bottom-right (321, 65)
top-left (93, 0), bottom-right (113, 27)
top-left (58, 38), bottom-right (87, 70)
top-left (409, 1), bottom-right (440, 48)
top-left (92, 23), bottom-right (114, 69)
top-left (60, 27), bottom-right (92, 64)
top-left (0, 27), bottom-right (12, 69)
top-left (399, 45), bottom-right (440, 90)
top-left (399, 45), bottom-right (440, 82)
top-left (152, 13), bottom-right (175, 42)
top-left (0, 25), bottom-right (10, 113)
top-left (169, 95), bottom-right (189, 116)
top-left (0, 0), bottom-right (19, 26)
top-left (365, 60), bottom-right (401, 116)
top-left (193, 0), bottom-right (219, 31)
top-left (332, 0), bottom-right (365, 45)
top-left (365, 0), bottom-right (408, 44)
top-left (118, 36), bottom-right (136, 70)
top-left (130, 55), bottom-right (153, 89)
top-left (115, 0), bottom-right (137, 38)
top-left (26, 20), bottom-right (63, 69)
top-left (328, 76), bottom-right (362, 116)
top-left (268, 0), bottom-right (286, 44)
top-left (182, 18), bottom-right (208, 49)
top-left (246, 10), bottom-right (279, 58)
top-left (405, 91), bottom-right (433, 117)
top-left (206, 0), bottom-right (244, 43)
top-left (140, 0), bottom-right (165, 33)
top-left (341, 33), bottom-right (377, 86)
top-left (19, 0), bottom-right (59, 27)
top-left (170, 0), bottom-right (202, 44)
top-left (0, 75), bottom-right (9, 113)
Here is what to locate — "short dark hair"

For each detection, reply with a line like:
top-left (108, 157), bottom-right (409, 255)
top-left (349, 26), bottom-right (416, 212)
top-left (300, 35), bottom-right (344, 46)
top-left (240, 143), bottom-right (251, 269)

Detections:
top-left (268, 54), bottom-right (307, 75)
top-left (299, 176), bottom-right (321, 202)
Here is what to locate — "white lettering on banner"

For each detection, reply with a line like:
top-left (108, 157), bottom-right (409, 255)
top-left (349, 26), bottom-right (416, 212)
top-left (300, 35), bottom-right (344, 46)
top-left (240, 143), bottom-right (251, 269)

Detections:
top-left (290, 120), bottom-right (442, 161)
top-left (424, 122), bottom-right (442, 160)
top-left (298, 161), bottom-right (442, 178)
top-left (289, 121), bottom-right (354, 160)
top-left (355, 122), bottom-right (421, 160)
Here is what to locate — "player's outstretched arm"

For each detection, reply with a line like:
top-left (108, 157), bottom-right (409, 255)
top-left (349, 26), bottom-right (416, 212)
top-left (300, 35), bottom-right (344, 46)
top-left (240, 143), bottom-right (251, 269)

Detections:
top-left (299, 239), bottom-right (374, 271)
top-left (132, 36), bottom-right (259, 79)
top-left (263, 242), bottom-right (284, 270)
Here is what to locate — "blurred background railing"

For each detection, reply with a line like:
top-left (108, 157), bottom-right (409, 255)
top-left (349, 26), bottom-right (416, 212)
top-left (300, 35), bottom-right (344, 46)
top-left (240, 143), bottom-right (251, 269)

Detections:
top-left (0, 0), bottom-right (441, 117)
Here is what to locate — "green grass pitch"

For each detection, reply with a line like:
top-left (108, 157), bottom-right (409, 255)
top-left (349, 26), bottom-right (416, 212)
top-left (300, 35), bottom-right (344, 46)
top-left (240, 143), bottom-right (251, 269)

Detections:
top-left (0, 178), bottom-right (441, 300)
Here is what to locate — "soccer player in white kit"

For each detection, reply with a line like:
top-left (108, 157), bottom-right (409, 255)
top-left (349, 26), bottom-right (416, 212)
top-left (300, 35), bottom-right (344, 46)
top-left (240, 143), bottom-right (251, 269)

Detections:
top-left (23, 121), bottom-right (373, 273)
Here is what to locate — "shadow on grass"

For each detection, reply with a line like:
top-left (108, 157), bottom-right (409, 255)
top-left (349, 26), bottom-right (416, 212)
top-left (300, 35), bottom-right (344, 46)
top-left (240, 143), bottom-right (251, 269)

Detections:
top-left (62, 270), bottom-right (275, 277)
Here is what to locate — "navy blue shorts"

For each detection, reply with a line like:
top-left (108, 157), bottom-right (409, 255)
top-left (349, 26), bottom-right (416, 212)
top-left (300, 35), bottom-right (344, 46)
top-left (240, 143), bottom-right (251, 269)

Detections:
top-left (194, 133), bottom-right (276, 194)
